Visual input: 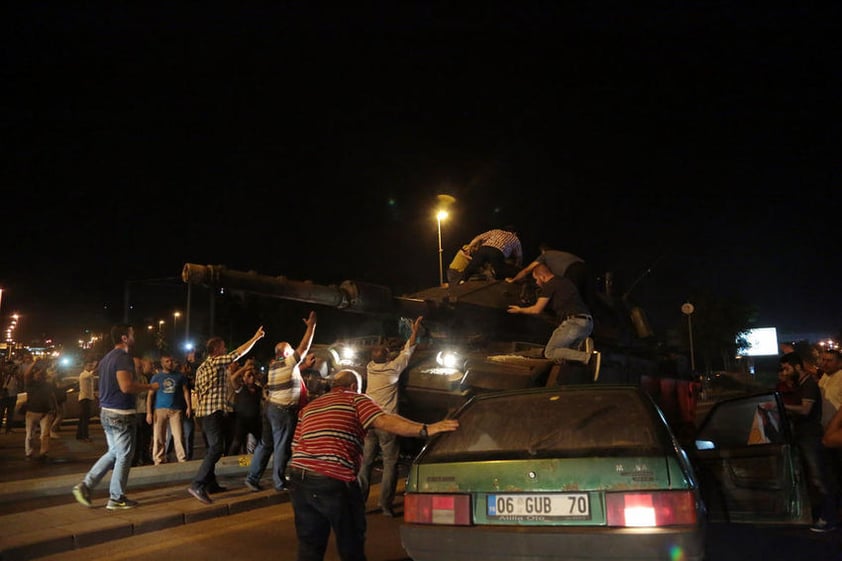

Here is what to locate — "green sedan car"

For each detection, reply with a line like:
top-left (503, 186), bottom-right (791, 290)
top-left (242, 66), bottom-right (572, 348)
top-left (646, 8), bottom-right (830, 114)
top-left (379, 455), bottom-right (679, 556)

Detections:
top-left (401, 384), bottom-right (811, 561)
top-left (400, 384), bottom-right (707, 561)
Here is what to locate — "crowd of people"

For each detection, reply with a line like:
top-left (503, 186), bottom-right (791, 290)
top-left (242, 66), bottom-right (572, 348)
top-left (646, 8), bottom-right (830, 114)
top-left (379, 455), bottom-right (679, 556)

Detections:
top-left (775, 346), bottom-right (842, 532)
top-left (0, 352), bottom-right (97, 459)
top-left (46, 311), bottom-right (454, 560)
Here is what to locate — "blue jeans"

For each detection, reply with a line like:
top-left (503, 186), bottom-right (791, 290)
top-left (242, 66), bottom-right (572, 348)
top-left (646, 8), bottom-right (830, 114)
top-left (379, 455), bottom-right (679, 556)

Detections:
top-left (544, 316), bottom-right (592, 363)
top-left (287, 473), bottom-right (367, 561)
top-left (358, 428), bottom-right (399, 510)
top-left (247, 403), bottom-right (298, 490)
top-left (83, 410), bottom-right (137, 501)
top-left (192, 411), bottom-right (224, 492)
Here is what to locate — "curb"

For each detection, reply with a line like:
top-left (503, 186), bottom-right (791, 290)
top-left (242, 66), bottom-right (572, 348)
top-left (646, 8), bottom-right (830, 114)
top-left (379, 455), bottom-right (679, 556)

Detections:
top-left (0, 454), bottom-right (265, 504)
top-left (0, 477), bottom-right (289, 561)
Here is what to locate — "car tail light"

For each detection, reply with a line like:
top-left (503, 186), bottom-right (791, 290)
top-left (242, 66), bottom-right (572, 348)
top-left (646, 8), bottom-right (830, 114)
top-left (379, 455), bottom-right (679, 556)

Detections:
top-left (605, 491), bottom-right (697, 527)
top-left (403, 493), bottom-right (472, 525)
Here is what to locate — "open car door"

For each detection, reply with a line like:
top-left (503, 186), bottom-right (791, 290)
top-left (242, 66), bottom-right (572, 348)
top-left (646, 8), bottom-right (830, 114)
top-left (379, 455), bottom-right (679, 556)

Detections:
top-left (690, 392), bottom-right (811, 524)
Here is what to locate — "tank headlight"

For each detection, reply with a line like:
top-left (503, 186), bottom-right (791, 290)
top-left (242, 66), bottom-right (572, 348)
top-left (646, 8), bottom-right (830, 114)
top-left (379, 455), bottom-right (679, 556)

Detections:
top-left (436, 350), bottom-right (463, 370)
top-left (329, 344), bottom-right (359, 366)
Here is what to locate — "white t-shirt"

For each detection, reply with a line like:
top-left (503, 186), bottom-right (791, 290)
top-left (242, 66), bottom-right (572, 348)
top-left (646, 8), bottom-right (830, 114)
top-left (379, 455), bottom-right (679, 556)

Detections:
top-left (818, 370), bottom-right (842, 427)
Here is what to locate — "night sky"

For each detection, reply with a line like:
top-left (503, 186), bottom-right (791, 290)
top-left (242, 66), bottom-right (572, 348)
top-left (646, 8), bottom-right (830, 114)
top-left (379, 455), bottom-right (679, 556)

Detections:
top-left (2, 4), bottom-right (841, 345)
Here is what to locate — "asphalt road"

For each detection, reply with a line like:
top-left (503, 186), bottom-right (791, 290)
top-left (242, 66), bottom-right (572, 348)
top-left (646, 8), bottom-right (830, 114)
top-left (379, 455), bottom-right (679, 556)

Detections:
top-left (28, 489), bottom-right (410, 561)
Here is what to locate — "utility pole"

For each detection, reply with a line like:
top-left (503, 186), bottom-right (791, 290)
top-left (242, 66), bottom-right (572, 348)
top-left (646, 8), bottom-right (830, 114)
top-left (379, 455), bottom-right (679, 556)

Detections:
top-left (681, 302), bottom-right (696, 372)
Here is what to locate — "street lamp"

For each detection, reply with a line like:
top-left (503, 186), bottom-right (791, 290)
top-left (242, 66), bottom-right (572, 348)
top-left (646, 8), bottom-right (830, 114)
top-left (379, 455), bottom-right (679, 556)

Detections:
top-left (173, 311), bottom-right (181, 332)
top-left (158, 320), bottom-right (165, 334)
top-left (436, 209), bottom-right (449, 286)
top-left (681, 302), bottom-right (695, 372)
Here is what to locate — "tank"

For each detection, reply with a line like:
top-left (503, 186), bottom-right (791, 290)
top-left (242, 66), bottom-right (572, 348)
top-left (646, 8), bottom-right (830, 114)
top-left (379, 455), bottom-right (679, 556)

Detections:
top-left (182, 263), bottom-right (693, 429)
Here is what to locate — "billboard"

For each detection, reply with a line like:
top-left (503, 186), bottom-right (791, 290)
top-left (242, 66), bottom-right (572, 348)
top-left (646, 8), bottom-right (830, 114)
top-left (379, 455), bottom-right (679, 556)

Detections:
top-left (740, 327), bottom-right (779, 357)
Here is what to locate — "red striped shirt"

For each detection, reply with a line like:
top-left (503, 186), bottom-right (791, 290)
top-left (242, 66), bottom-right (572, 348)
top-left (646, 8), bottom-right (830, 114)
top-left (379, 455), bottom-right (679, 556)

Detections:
top-left (289, 387), bottom-right (384, 482)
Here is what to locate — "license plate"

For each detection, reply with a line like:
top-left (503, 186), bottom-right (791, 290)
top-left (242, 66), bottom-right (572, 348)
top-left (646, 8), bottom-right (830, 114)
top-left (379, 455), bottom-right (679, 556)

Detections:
top-left (487, 493), bottom-right (590, 520)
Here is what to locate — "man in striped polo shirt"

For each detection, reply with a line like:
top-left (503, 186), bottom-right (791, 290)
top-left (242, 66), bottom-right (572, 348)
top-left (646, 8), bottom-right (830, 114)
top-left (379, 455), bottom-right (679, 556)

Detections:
top-left (286, 369), bottom-right (459, 561)
top-left (245, 310), bottom-right (317, 492)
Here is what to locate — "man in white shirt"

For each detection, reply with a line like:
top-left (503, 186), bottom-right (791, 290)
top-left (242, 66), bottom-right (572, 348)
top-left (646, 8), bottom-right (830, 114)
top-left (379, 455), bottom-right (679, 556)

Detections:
top-left (357, 316), bottom-right (423, 516)
top-left (75, 358), bottom-right (98, 441)
top-left (818, 349), bottom-right (842, 428)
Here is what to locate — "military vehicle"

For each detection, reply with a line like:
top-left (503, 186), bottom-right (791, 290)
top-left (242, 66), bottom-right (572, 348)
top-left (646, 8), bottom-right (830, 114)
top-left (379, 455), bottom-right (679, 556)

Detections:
top-left (181, 263), bottom-right (699, 435)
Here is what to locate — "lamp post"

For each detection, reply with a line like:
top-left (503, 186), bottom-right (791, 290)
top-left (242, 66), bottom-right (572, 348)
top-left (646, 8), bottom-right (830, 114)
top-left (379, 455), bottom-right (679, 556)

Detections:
top-left (158, 320), bottom-right (165, 334)
top-left (681, 302), bottom-right (695, 372)
top-left (436, 209), bottom-right (449, 286)
top-left (173, 311), bottom-right (181, 333)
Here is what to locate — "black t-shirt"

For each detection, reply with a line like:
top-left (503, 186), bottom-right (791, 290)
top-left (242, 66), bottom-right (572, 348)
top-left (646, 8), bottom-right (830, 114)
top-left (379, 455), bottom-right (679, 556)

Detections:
top-left (539, 275), bottom-right (589, 323)
top-left (232, 386), bottom-right (262, 418)
top-left (793, 375), bottom-right (823, 437)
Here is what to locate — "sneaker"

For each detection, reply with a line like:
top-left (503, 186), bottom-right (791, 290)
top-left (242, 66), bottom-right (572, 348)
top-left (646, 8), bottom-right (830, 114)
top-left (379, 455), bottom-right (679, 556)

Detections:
top-left (188, 487), bottom-right (213, 505)
top-left (207, 483), bottom-right (228, 494)
top-left (72, 483), bottom-right (92, 507)
top-left (106, 496), bottom-right (139, 510)
top-left (810, 518), bottom-right (838, 532)
top-left (381, 507), bottom-right (396, 517)
top-left (244, 479), bottom-right (262, 492)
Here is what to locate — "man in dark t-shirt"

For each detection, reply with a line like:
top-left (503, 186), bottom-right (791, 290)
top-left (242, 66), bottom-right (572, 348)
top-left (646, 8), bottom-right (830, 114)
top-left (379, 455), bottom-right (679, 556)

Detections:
top-left (506, 264), bottom-right (593, 364)
top-left (782, 351), bottom-right (839, 532)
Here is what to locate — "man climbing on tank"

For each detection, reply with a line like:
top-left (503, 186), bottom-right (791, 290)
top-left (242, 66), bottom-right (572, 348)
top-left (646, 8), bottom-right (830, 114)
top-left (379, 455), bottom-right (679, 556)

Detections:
top-left (506, 263), bottom-right (594, 365)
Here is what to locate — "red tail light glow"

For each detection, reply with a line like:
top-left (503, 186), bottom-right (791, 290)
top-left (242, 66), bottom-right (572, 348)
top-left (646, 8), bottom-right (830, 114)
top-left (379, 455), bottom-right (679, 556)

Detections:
top-left (605, 491), bottom-right (697, 527)
top-left (404, 494), bottom-right (472, 525)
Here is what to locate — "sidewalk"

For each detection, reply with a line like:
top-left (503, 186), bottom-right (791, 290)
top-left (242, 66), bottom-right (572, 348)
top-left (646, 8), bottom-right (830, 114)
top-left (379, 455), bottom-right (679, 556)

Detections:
top-left (0, 425), bottom-right (284, 561)
top-left (0, 472), bottom-right (288, 561)
top-left (0, 427), bottom-right (394, 561)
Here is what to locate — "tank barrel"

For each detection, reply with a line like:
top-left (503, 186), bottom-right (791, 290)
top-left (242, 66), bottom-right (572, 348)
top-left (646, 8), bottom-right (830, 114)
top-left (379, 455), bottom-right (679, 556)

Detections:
top-left (182, 263), bottom-right (395, 314)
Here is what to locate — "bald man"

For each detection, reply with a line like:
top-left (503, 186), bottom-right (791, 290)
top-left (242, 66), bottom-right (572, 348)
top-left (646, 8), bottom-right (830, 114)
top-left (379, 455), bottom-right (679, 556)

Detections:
top-left (245, 311), bottom-right (317, 493)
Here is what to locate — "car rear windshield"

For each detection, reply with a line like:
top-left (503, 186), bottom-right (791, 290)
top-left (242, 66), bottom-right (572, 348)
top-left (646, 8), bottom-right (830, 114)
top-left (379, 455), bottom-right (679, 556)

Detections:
top-left (422, 388), bottom-right (666, 461)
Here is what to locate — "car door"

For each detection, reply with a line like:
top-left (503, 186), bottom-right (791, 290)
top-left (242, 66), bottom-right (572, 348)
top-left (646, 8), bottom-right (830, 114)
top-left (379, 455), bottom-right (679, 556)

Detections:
top-left (690, 392), bottom-right (811, 524)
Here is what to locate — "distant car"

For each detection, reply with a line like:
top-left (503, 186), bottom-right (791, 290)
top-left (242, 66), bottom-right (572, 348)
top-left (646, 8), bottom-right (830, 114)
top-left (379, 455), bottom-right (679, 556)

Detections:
top-left (13, 375), bottom-right (100, 427)
top-left (400, 385), bottom-right (810, 561)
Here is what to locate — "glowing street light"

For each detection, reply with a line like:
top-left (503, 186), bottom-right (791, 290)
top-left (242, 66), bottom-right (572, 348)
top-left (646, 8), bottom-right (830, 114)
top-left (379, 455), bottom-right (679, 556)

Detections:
top-left (8, 313), bottom-right (19, 344)
top-left (436, 209), bottom-right (449, 286)
top-left (158, 320), bottom-right (165, 333)
top-left (173, 311), bottom-right (181, 332)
